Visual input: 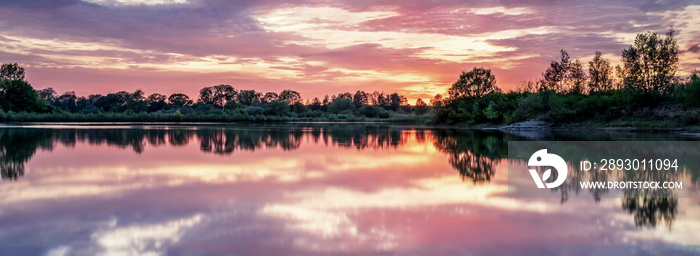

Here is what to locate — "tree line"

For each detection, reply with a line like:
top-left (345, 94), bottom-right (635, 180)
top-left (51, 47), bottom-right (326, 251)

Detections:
top-left (432, 29), bottom-right (700, 126)
top-left (2, 29), bottom-right (698, 125)
top-left (0, 64), bottom-right (428, 122)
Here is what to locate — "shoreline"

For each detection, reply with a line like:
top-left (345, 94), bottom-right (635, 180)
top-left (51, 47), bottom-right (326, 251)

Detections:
top-left (2, 120), bottom-right (700, 135)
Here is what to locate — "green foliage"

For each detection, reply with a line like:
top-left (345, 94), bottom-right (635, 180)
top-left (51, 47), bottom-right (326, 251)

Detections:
top-left (81, 105), bottom-right (99, 114)
top-left (1, 31), bottom-right (692, 128)
top-left (353, 90), bottom-right (368, 108)
top-left (0, 63), bottom-right (25, 81)
top-left (199, 84), bottom-right (236, 107)
top-left (147, 93), bottom-right (167, 112)
top-left (429, 29), bottom-right (689, 127)
top-left (448, 67), bottom-right (498, 99)
top-left (327, 98), bottom-right (356, 114)
top-left (168, 93), bottom-right (192, 107)
top-left (243, 106), bottom-right (265, 116)
top-left (682, 72), bottom-right (700, 107)
top-left (261, 92), bottom-right (278, 103)
top-left (237, 90), bottom-right (261, 105)
top-left (541, 49), bottom-right (570, 92)
top-left (483, 102), bottom-right (499, 120)
top-left (357, 105), bottom-right (389, 118)
top-left (0, 79), bottom-right (48, 113)
top-left (292, 102), bottom-right (308, 114)
top-left (414, 98), bottom-right (429, 115)
top-left (620, 29), bottom-right (678, 94)
top-left (541, 49), bottom-right (588, 93)
top-left (588, 51), bottom-right (613, 92)
top-left (279, 89), bottom-right (302, 105)
top-left (265, 100), bottom-right (290, 116)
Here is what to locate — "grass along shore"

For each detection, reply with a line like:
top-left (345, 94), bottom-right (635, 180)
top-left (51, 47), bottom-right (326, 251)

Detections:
top-left (0, 110), bottom-right (432, 123)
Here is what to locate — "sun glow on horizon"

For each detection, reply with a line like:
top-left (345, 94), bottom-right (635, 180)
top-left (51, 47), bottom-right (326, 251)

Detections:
top-left (0, 2), bottom-right (698, 102)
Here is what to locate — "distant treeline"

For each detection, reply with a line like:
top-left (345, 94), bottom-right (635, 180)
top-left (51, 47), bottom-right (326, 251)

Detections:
top-left (430, 29), bottom-right (700, 127)
top-left (0, 65), bottom-right (429, 122)
top-left (2, 29), bottom-right (699, 126)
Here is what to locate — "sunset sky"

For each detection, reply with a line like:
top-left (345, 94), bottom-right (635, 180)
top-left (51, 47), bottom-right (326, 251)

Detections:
top-left (1, 0), bottom-right (699, 103)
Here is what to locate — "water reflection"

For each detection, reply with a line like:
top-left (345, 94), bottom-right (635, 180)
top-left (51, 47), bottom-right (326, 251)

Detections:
top-left (622, 192), bottom-right (678, 229)
top-left (0, 128), bottom-right (48, 180)
top-left (432, 129), bottom-right (513, 184)
top-left (0, 124), bottom-right (699, 255)
top-left (511, 140), bottom-right (700, 230)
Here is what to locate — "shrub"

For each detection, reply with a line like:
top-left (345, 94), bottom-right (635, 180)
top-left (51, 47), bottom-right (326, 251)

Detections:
top-left (292, 102), bottom-right (308, 114)
top-left (357, 105), bottom-right (383, 118)
top-left (679, 110), bottom-right (700, 125)
top-left (483, 101), bottom-right (499, 120)
top-left (327, 98), bottom-right (356, 114)
top-left (243, 106), bottom-right (264, 116)
top-left (378, 111), bottom-right (391, 118)
top-left (265, 100), bottom-right (289, 116)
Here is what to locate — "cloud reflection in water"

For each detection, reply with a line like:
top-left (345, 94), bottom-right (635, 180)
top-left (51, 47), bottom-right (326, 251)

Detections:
top-left (0, 124), bottom-right (698, 255)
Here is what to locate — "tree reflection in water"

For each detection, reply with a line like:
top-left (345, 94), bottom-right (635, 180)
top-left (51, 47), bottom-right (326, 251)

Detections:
top-left (432, 129), bottom-right (512, 184)
top-left (0, 128), bottom-right (51, 180)
top-left (0, 125), bottom-right (696, 230)
top-left (516, 140), bottom-right (699, 229)
top-left (622, 190), bottom-right (677, 229)
top-left (0, 124), bottom-right (408, 180)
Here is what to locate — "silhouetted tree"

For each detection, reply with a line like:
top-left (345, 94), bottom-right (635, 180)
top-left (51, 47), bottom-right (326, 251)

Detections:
top-left (88, 94), bottom-right (102, 105)
top-left (310, 97), bottom-right (322, 111)
top-left (376, 92), bottom-right (391, 108)
top-left (368, 91), bottom-right (381, 105)
top-left (0, 63), bottom-right (25, 81)
top-left (266, 100), bottom-right (289, 116)
top-left (388, 93), bottom-right (403, 111)
top-left (168, 93), bottom-right (192, 107)
top-left (292, 102), bottom-right (307, 113)
top-left (430, 94), bottom-right (443, 107)
top-left (0, 63), bottom-right (50, 112)
top-left (125, 89), bottom-right (147, 113)
top-left (337, 92), bottom-right (352, 100)
top-left (37, 87), bottom-right (57, 104)
top-left (449, 67), bottom-right (499, 99)
top-left (237, 90), bottom-right (261, 105)
top-left (620, 29), bottom-right (678, 94)
top-left (279, 89), bottom-right (302, 105)
top-left (327, 98), bottom-right (355, 114)
top-left (147, 93), bottom-right (167, 112)
top-left (588, 51), bottom-right (613, 92)
top-left (199, 84), bottom-right (236, 107)
top-left (0, 80), bottom-right (45, 112)
top-left (415, 98), bottom-right (428, 115)
top-left (76, 96), bottom-right (97, 114)
top-left (94, 91), bottom-right (127, 112)
top-left (541, 49), bottom-right (571, 92)
top-left (353, 90), bottom-right (368, 108)
top-left (57, 91), bottom-right (78, 112)
top-left (261, 92), bottom-right (278, 103)
top-left (568, 59), bottom-right (587, 94)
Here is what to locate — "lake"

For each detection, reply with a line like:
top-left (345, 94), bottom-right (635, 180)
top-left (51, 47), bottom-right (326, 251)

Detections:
top-left (1, 124), bottom-right (699, 255)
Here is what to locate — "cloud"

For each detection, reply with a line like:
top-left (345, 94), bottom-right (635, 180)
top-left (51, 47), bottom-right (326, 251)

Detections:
top-left (687, 44), bottom-right (700, 53)
top-left (1, 0), bottom-right (698, 100)
top-left (91, 214), bottom-right (204, 256)
top-left (83, 0), bottom-right (190, 7)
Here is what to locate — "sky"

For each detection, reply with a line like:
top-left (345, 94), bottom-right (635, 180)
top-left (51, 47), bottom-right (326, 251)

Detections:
top-left (1, 0), bottom-right (699, 103)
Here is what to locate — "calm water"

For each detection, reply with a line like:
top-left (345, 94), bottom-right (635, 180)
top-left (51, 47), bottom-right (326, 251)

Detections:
top-left (1, 124), bottom-right (699, 255)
